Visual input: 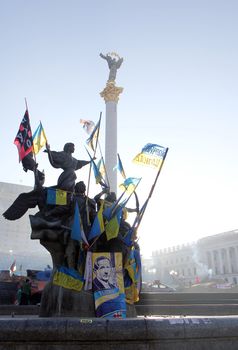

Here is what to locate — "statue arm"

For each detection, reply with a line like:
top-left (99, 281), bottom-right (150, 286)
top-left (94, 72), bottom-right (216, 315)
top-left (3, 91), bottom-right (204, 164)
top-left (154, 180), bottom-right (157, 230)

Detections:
top-left (100, 53), bottom-right (112, 68)
top-left (116, 57), bottom-right (124, 69)
top-left (100, 53), bottom-right (107, 60)
top-left (75, 159), bottom-right (91, 170)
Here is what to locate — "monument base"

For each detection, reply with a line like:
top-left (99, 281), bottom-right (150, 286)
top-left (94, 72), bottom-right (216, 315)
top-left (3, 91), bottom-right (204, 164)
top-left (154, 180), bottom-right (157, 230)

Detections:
top-left (39, 281), bottom-right (137, 318)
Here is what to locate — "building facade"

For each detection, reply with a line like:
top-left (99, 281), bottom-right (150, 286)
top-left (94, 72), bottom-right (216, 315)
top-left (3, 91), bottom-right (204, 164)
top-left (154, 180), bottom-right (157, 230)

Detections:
top-left (197, 230), bottom-right (238, 285)
top-left (148, 230), bottom-right (238, 286)
top-left (0, 182), bottom-right (51, 272)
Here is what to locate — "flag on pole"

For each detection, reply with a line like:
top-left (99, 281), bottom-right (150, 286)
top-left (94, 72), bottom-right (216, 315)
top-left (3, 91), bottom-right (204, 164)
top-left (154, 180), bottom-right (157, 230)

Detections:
top-left (133, 143), bottom-right (168, 169)
top-left (114, 154), bottom-right (126, 179)
top-left (9, 260), bottom-right (16, 276)
top-left (88, 200), bottom-right (105, 240)
top-left (105, 206), bottom-right (123, 241)
top-left (92, 159), bottom-right (104, 184)
top-left (86, 148), bottom-right (108, 188)
top-left (71, 201), bottom-right (89, 245)
top-left (80, 119), bottom-right (95, 135)
top-left (119, 177), bottom-right (141, 194)
top-left (97, 158), bottom-right (106, 177)
top-left (32, 121), bottom-right (47, 154)
top-left (86, 118), bottom-right (101, 152)
top-left (14, 110), bottom-right (33, 161)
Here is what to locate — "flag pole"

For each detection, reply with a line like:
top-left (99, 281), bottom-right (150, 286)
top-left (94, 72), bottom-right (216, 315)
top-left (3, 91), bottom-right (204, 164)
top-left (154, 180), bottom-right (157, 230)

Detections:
top-left (24, 97), bottom-right (28, 111)
top-left (98, 141), bottom-right (110, 189)
top-left (137, 147), bottom-right (169, 228)
top-left (85, 112), bottom-right (102, 225)
top-left (24, 98), bottom-right (38, 186)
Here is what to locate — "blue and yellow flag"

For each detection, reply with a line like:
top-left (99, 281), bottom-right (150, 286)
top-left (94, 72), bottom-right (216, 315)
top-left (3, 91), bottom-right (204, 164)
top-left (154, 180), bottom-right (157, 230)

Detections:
top-left (53, 266), bottom-right (84, 291)
top-left (46, 188), bottom-right (67, 205)
top-left (71, 201), bottom-right (89, 245)
top-left (32, 121), bottom-right (47, 154)
top-left (88, 200), bottom-right (105, 240)
top-left (86, 149), bottom-right (108, 188)
top-left (114, 153), bottom-right (126, 179)
top-left (124, 247), bottom-right (141, 304)
top-left (119, 177), bottom-right (141, 194)
top-left (92, 159), bottom-right (104, 184)
top-left (97, 158), bottom-right (106, 177)
top-left (133, 143), bottom-right (168, 169)
top-left (86, 117), bottom-right (101, 152)
top-left (105, 206), bottom-right (123, 241)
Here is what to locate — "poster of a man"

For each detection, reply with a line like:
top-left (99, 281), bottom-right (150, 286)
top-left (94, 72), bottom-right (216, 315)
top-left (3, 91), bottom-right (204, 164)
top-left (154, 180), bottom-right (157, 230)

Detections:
top-left (93, 256), bottom-right (117, 291)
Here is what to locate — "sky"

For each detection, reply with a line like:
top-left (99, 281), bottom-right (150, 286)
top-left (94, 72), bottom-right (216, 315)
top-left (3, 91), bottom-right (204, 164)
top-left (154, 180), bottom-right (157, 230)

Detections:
top-left (1, 0), bottom-right (238, 257)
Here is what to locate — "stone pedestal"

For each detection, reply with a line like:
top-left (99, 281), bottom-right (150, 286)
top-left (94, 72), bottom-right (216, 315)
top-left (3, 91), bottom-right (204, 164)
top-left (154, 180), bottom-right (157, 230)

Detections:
top-left (39, 280), bottom-right (137, 318)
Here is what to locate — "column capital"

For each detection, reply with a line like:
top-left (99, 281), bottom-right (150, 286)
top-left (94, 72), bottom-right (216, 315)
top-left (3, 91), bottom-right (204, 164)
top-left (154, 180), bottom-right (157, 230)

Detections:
top-left (100, 81), bottom-right (123, 103)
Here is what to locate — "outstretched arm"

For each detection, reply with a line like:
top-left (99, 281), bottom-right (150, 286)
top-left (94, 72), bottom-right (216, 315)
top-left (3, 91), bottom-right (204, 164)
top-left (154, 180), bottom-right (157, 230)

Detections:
top-left (100, 53), bottom-right (107, 60)
top-left (116, 57), bottom-right (124, 69)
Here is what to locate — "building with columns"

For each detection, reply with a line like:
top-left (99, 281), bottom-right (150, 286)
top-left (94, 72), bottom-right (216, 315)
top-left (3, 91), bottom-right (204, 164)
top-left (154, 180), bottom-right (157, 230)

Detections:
top-left (147, 230), bottom-right (238, 286)
top-left (197, 230), bottom-right (238, 284)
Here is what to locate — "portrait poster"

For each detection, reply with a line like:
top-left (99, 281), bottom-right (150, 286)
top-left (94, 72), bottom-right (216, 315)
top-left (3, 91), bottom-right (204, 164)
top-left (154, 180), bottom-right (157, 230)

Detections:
top-left (92, 252), bottom-right (126, 318)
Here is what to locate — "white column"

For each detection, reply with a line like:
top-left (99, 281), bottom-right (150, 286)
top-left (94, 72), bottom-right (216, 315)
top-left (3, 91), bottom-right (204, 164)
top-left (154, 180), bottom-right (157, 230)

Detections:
top-left (211, 250), bottom-right (216, 275)
top-left (227, 248), bottom-right (233, 274)
top-left (100, 82), bottom-right (123, 195)
top-left (234, 247), bottom-right (238, 273)
top-left (217, 250), bottom-right (223, 275)
top-left (105, 101), bottom-right (117, 194)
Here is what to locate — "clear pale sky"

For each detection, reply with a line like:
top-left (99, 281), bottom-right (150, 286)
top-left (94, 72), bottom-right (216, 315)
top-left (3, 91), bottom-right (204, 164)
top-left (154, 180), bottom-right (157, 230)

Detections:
top-left (1, 0), bottom-right (238, 257)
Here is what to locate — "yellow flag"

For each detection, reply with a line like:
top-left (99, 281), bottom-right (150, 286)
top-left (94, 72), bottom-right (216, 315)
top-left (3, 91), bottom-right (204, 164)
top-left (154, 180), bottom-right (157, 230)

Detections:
top-left (33, 122), bottom-right (47, 154)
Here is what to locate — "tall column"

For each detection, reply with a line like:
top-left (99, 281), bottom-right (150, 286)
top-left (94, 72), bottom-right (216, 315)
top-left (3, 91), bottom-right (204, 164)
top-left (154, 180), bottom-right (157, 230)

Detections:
top-left (227, 248), bottom-right (233, 273)
top-left (217, 250), bottom-right (223, 275)
top-left (100, 82), bottom-right (123, 194)
top-left (211, 250), bottom-right (216, 275)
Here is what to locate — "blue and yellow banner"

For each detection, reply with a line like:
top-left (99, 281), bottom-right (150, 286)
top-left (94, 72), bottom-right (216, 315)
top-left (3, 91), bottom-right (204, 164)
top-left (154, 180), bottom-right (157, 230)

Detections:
top-left (124, 247), bottom-right (142, 304)
top-left (119, 177), bottom-right (141, 194)
top-left (88, 200), bottom-right (105, 240)
top-left (133, 143), bottom-right (168, 169)
top-left (46, 188), bottom-right (67, 205)
top-left (32, 121), bottom-right (47, 154)
top-left (53, 266), bottom-right (84, 291)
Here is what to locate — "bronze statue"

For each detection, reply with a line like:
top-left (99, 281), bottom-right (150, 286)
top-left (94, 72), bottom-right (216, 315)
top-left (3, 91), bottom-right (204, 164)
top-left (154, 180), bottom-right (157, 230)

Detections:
top-left (100, 52), bottom-right (123, 82)
top-left (3, 138), bottom-right (140, 317)
top-left (44, 142), bottom-right (91, 191)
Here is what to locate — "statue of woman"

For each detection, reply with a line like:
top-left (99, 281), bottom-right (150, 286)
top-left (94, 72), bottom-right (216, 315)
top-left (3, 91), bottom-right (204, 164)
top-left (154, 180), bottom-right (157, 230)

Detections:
top-left (100, 52), bottom-right (123, 82)
top-left (44, 142), bottom-right (91, 191)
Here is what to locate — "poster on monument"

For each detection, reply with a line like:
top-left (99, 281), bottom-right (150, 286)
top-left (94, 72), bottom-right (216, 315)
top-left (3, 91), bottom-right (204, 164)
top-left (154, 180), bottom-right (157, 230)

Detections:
top-left (92, 252), bottom-right (126, 318)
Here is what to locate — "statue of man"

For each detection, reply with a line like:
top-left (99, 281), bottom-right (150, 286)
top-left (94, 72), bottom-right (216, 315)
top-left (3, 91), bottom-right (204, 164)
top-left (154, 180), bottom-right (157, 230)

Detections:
top-left (100, 52), bottom-right (123, 82)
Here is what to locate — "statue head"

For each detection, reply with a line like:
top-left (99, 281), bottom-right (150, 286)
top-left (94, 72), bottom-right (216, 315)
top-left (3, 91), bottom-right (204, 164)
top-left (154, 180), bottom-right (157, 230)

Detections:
top-left (75, 181), bottom-right (86, 194)
top-left (63, 143), bottom-right (75, 154)
top-left (105, 192), bottom-right (116, 204)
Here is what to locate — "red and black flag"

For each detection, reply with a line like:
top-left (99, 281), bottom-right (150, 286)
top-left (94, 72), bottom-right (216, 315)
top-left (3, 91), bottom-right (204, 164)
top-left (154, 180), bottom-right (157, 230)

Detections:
top-left (14, 110), bottom-right (33, 161)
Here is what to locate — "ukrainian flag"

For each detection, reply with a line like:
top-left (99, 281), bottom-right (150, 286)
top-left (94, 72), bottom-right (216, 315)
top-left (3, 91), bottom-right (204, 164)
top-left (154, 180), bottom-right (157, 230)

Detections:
top-left (119, 177), bottom-right (141, 194)
top-left (105, 206), bottom-right (123, 241)
top-left (53, 266), bottom-right (84, 291)
top-left (88, 201), bottom-right (105, 240)
top-left (133, 143), bottom-right (168, 169)
top-left (46, 188), bottom-right (67, 205)
top-left (32, 122), bottom-right (47, 154)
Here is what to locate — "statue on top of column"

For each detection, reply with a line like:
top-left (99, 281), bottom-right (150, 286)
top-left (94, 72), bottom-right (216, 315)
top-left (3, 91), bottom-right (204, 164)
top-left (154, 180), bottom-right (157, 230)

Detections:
top-left (100, 52), bottom-right (123, 82)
